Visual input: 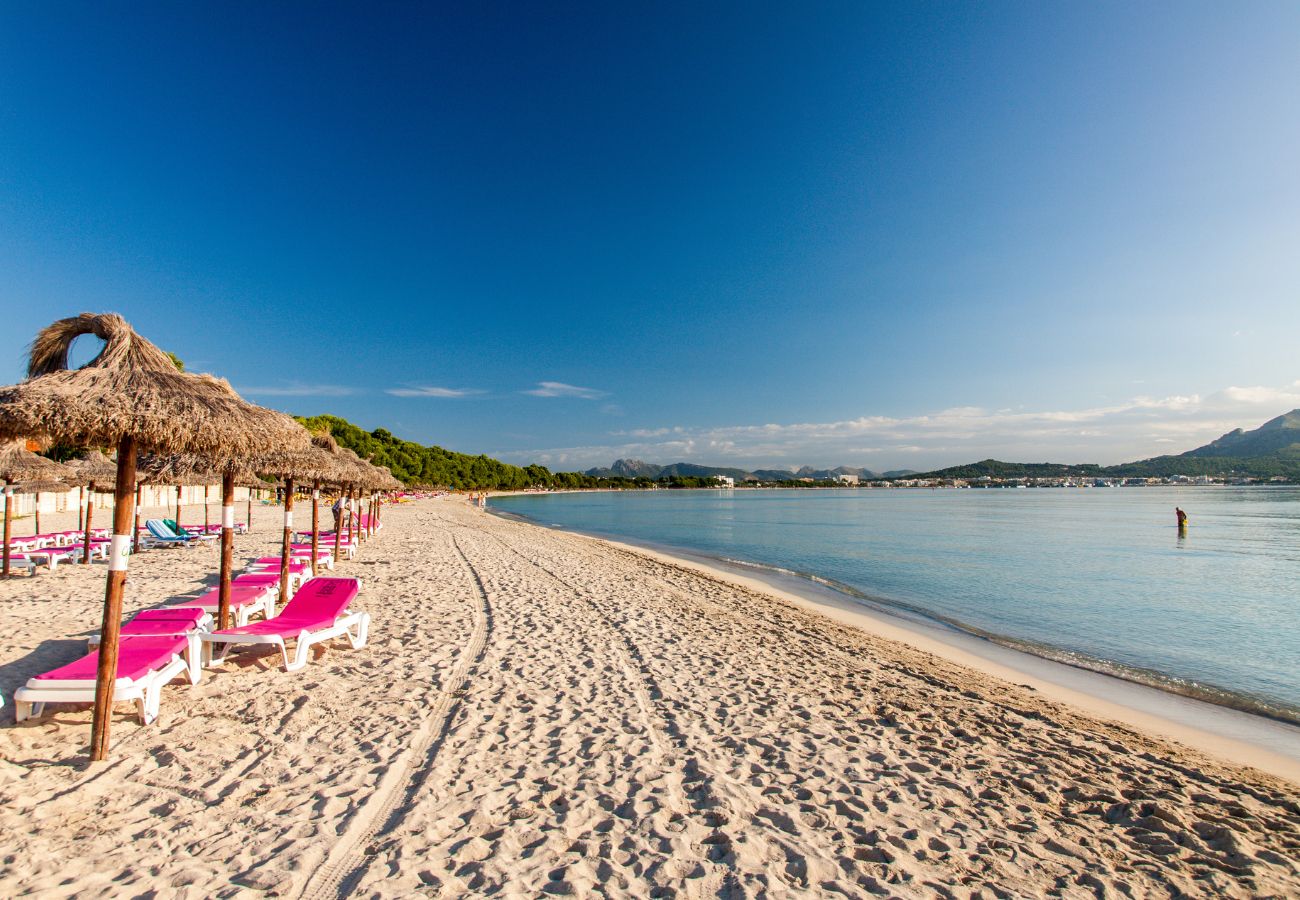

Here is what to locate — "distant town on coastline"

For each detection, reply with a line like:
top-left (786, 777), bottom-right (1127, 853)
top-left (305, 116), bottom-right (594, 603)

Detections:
top-left (298, 410), bottom-right (1300, 490)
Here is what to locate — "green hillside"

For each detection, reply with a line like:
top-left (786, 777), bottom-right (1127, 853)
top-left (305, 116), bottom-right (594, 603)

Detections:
top-left (297, 415), bottom-right (553, 489)
top-left (903, 410), bottom-right (1300, 481)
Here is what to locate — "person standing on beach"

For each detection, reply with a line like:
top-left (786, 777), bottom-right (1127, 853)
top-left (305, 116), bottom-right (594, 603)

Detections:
top-left (1175, 507), bottom-right (1188, 528)
top-left (332, 494), bottom-right (349, 532)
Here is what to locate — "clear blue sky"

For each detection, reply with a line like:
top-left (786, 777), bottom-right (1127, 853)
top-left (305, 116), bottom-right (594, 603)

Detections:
top-left (2, 2), bottom-right (1298, 471)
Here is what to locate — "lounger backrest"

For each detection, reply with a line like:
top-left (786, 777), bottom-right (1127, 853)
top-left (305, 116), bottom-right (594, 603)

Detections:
top-left (146, 519), bottom-right (182, 540)
top-left (274, 577), bottom-right (359, 625)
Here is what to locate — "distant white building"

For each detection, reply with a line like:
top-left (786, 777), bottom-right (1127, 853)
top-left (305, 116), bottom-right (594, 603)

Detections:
top-left (714, 475), bottom-right (735, 488)
top-left (835, 474), bottom-right (859, 485)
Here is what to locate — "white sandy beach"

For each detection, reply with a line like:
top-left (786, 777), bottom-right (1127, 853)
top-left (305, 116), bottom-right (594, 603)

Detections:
top-left (1, 496), bottom-right (1298, 898)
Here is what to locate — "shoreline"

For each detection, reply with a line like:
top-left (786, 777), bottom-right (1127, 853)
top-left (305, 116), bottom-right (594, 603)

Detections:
top-left (489, 503), bottom-right (1300, 783)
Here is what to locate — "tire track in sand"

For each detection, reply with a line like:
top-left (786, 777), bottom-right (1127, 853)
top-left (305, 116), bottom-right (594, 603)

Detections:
top-left (486, 531), bottom-right (742, 897)
top-left (297, 534), bottom-right (492, 900)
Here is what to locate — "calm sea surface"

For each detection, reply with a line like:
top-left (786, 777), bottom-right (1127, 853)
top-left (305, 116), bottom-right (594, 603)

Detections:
top-left (492, 487), bottom-right (1300, 723)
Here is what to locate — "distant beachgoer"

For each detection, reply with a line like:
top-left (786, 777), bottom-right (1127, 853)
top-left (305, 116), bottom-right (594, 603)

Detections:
top-left (1176, 507), bottom-right (1188, 528)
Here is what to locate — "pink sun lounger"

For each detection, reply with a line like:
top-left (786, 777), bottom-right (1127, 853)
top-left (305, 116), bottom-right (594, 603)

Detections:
top-left (233, 570), bottom-right (306, 600)
top-left (26, 546), bottom-right (81, 571)
top-left (202, 577), bottom-right (367, 672)
top-left (2, 553), bottom-right (37, 575)
top-left (248, 557), bottom-right (312, 572)
top-left (87, 607), bottom-right (212, 681)
top-left (179, 583), bottom-right (277, 626)
top-left (284, 546), bottom-right (335, 569)
top-left (14, 634), bottom-right (197, 725)
top-left (246, 558), bottom-right (317, 580)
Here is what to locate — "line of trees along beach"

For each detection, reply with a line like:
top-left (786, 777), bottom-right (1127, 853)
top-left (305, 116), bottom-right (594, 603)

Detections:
top-left (299, 415), bottom-right (649, 491)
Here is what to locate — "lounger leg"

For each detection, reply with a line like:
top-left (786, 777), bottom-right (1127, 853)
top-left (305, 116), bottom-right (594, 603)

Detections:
top-left (286, 637), bottom-right (309, 672)
top-left (15, 699), bottom-right (36, 722)
top-left (346, 613), bottom-right (371, 649)
top-left (185, 635), bottom-right (202, 684)
top-left (207, 640), bottom-right (230, 666)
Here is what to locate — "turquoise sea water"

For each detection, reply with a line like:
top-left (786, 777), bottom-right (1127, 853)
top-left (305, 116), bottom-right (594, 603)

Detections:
top-left (492, 487), bottom-right (1300, 724)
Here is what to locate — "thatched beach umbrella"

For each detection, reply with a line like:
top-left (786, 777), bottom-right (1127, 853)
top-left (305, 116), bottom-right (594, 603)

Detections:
top-left (303, 429), bottom-right (346, 576)
top-left (253, 443), bottom-right (339, 597)
top-left (66, 450), bottom-right (117, 561)
top-left (0, 313), bottom-right (310, 760)
top-left (335, 448), bottom-right (375, 548)
top-left (140, 452), bottom-right (260, 629)
top-left (0, 443), bottom-right (76, 576)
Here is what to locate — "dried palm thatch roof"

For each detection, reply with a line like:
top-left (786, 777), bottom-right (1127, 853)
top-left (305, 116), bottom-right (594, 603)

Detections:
top-left (311, 429), bottom-right (339, 454)
top-left (0, 441), bottom-right (78, 487)
top-left (137, 453), bottom-right (224, 486)
top-left (0, 313), bottom-right (311, 457)
top-left (65, 449), bottom-right (119, 487)
top-left (332, 448), bottom-right (373, 487)
top-left (374, 464), bottom-right (403, 491)
top-left (253, 444), bottom-right (344, 483)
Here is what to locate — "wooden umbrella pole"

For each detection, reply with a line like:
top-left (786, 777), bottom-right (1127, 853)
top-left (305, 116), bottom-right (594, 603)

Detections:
top-left (218, 472), bottom-right (235, 630)
top-left (280, 476), bottom-right (294, 601)
top-left (247, 491), bottom-right (252, 532)
top-left (132, 483), bottom-right (142, 553)
top-left (82, 482), bottom-right (96, 564)
top-left (78, 485), bottom-right (85, 533)
top-left (204, 484), bottom-right (210, 534)
top-left (333, 491), bottom-right (343, 561)
top-left (90, 435), bottom-right (137, 761)
top-left (353, 489), bottom-right (362, 543)
top-left (34, 493), bottom-right (41, 536)
top-left (310, 480), bottom-right (320, 577)
top-left (175, 484), bottom-right (181, 528)
top-left (2, 480), bottom-right (12, 577)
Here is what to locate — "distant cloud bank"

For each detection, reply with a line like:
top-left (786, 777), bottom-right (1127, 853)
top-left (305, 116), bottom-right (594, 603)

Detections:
top-left (523, 381), bottom-right (608, 400)
top-left (497, 382), bottom-right (1300, 472)
top-left (386, 385), bottom-right (485, 398)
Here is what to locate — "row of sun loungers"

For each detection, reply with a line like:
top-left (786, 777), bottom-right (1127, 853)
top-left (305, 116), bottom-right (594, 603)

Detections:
top-left (7, 503), bottom-right (380, 727)
top-left (13, 575), bottom-right (369, 724)
top-left (5, 519), bottom-right (254, 574)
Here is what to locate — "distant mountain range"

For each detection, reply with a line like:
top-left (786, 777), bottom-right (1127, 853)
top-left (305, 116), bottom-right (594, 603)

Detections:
top-left (583, 458), bottom-right (917, 481)
top-left (909, 409), bottom-right (1300, 481)
top-left (583, 410), bottom-right (1300, 484)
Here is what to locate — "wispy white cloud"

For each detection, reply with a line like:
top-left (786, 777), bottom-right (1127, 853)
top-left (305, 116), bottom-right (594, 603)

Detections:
top-left (496, 381), bottom-right (1300, 472)
top-left (239, 382), bottom-right (358, 397)
top-left (523, 381), bottom-right (608, 400)
top-left (386, 385), bottom-right (485, 398)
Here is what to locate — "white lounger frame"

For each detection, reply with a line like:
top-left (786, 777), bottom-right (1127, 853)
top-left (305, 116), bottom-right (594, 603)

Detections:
top-left (203, 611), bottom-right (370, 672)
top-left (25, 547), bottom-right (81, 571)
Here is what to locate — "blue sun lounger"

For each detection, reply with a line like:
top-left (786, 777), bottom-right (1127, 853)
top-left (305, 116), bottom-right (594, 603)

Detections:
top-left (144, 519), bottom-right (199, 547)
